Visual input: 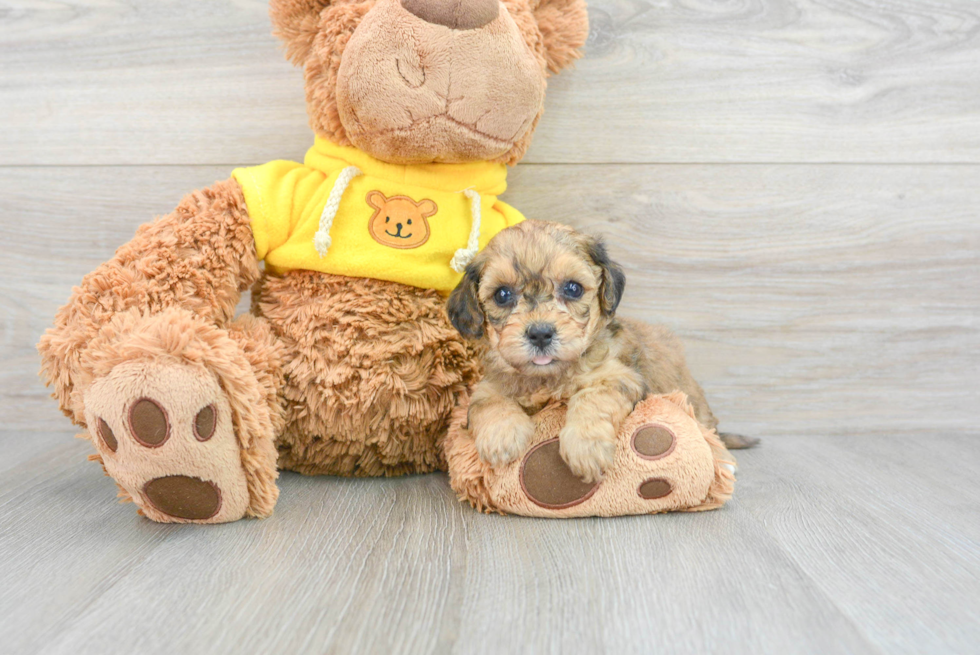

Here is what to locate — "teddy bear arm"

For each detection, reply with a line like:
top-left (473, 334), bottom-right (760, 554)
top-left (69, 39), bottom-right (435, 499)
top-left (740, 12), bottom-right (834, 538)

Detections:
top-left (37, 179), bottom-right (286, 523)
top-left (37, 177), bottom-right (262, 424)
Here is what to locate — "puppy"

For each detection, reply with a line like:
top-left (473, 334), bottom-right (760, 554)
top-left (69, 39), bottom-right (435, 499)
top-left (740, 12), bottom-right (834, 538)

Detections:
top-left (447, 220), bottom-right (756, 483)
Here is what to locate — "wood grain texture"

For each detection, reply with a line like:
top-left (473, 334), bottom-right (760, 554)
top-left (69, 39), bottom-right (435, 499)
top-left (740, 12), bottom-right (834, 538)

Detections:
top-left (4, 164), bottom-right (977, 435)
top-left (1, 433), bottom-right (978, 654)
top-left (738, 433), bottom-right (980, 655)
top-left (2, 0), bottom-right (980, 164)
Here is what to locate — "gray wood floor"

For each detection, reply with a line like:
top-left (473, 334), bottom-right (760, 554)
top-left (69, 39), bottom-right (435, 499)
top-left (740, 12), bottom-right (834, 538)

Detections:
top-left (2, 1), bottom-right (979, 654)
top-left (2, 430), bottom-right (979, 654)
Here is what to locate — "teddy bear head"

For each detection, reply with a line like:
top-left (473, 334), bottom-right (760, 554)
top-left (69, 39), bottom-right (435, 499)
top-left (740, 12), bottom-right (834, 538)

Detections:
top-left (270, 0), bottom-right (589, 165)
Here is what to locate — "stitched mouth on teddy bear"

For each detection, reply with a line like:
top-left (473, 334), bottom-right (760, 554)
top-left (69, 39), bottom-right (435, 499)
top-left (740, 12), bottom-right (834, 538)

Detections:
top-left (350, 111), bottom-right (524, 167)
top-left (350, 113), bottom-right (518, 150)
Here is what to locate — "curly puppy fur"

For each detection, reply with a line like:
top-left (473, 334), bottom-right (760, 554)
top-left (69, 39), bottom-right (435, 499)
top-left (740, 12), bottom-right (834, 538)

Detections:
top-left (447, 221), bottom-right (751, 483)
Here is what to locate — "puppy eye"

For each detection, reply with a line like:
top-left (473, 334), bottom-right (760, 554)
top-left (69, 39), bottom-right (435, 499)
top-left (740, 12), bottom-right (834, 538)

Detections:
top-left (407, 219), bottom-right (412, 225)
top-left (493, 287), bottom-right (515, 306)
top-left (562, 281), bottom-right (584, 300)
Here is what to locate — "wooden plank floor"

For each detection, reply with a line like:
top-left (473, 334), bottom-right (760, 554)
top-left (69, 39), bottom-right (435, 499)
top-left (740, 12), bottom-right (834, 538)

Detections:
top-left (1, 430), bottom-right (979, 654)
top-left (2, 1), bottom-right (979, 654)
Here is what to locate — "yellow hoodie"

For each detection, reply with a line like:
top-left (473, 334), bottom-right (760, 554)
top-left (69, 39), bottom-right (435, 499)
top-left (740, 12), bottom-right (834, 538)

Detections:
top-left (231, 138), bottom-right (525, 295)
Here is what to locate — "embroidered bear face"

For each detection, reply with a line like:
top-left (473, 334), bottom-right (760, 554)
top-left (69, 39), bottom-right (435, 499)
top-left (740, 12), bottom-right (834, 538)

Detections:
top-left (366, 190), bottom-right (438, 249)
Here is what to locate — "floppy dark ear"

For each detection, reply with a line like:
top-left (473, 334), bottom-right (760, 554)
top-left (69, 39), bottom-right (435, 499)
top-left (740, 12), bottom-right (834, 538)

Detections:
top-left (534, 0), bottom-right (590, 75)
top-left (447, 260), bottom-right (486, 339)
top-left (585, 237), bottom-right (626, 316)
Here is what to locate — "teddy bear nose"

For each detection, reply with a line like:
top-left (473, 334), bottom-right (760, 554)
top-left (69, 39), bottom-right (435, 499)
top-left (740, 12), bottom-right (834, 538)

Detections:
top-left (401, 0), bottom-right (499, 30)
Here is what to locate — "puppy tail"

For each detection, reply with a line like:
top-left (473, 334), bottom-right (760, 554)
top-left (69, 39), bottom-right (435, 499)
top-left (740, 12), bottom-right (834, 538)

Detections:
top-left (719, 432), bottom-right (761, 449)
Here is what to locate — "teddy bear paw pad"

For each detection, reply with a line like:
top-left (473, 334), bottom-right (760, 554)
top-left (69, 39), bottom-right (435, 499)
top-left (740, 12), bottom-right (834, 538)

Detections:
top-left (637, 477), bottom-right (672, 500)
top-left (143, 475), bottom-right (222, 521)
top-left (520, 438), bottom-right (600, 509)
top-left (631, 424), bottom-right (676, 460)
top-left (83, 361), bottom-right (250, 524)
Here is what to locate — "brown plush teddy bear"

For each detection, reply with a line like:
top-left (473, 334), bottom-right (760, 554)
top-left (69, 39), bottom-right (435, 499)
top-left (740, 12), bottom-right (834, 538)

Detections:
top-left (37, 0), bottom-right (589, 524)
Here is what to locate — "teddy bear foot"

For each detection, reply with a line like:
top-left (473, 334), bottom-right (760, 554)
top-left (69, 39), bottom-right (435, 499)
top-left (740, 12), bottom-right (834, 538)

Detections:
top-left (445, 392), bottom-right (736, 518)
top-left (83, 360), bottom-right (259, 523)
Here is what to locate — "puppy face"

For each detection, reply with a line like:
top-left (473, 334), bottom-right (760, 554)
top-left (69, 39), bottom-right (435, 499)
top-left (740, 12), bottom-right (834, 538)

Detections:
top-left (448, 221), bottom-right (626, 376)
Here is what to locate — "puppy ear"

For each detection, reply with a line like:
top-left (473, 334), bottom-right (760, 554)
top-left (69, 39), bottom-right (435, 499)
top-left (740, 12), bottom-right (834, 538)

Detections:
top-left (584, 236), bottom-right (626, 316)
top-left (447, 259), bottom-right (486, 339)
top-left (533, 0), bottom-right (590, 75)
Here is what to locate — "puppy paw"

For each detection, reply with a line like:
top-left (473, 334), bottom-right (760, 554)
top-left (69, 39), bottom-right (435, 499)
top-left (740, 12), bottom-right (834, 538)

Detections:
top-left (559, 420), bottom-right (617, 483)
top-left (474, 411), bottom-right (536, 468)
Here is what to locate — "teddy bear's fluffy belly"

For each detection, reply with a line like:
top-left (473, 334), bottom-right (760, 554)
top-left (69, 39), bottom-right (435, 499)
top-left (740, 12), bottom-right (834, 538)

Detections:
top-left (253, 270), bottom-right (483, 477)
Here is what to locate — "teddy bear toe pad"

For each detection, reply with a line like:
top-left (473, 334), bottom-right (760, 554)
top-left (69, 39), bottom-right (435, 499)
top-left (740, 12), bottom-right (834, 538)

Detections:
top-left (631, 424), bottom-right (677, 460)
top-left (84, 361), bottom-right (250, 523)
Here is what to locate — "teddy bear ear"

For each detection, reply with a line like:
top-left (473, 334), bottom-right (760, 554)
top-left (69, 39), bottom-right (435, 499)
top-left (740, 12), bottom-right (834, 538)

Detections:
top-left (269, 0), bottom-right (337, 66)
top-left (366, 190), bottom-right (388, 209)
top-left (533, 0), bottom-right (590, 75)
top-left (418, 199), bottom-right (438, 217)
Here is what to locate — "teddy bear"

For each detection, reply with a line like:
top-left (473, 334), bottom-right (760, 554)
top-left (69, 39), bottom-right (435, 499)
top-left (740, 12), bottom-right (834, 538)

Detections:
top-left (37, 0), bottom-right (590, 524)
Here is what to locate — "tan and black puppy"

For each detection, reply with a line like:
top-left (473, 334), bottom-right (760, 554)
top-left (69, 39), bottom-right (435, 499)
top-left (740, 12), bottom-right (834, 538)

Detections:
top-left (447, 221), bottom-right (756, 483)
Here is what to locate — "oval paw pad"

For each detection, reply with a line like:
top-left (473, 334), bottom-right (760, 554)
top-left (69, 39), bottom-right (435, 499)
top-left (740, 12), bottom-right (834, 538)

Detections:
top-left (194, 405), bottom-right (217, 442)
top-left (631, 424), bottom-right (676, 460)
top-left (520, 438), bottom-right (600, 509)
top-left (97, 418), bottom-right (118, 452)
top-left (143, 475), bottom-right (222, 520)
top-left (129, 398), bottom-right (170, 448)
top-left (638, 477), bottom-right (672, 500)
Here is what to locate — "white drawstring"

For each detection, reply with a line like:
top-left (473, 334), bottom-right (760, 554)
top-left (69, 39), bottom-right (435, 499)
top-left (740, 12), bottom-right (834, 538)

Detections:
top-left (313, 165), bottom-right (362, 257)
top-left (450, 188), bottom-right (482, 272)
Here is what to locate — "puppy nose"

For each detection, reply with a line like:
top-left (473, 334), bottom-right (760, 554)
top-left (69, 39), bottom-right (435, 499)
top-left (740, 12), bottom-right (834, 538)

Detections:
top-left (401, 0), bottom-right (499, 30)
top-left (526, 324), bottom-right (556, 349)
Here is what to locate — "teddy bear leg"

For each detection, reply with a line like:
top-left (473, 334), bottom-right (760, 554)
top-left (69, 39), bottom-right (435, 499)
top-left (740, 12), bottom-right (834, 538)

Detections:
top-left (446, 392), bottom-right (737, 517)
top-left (81, 309), bottom-right (284, 524)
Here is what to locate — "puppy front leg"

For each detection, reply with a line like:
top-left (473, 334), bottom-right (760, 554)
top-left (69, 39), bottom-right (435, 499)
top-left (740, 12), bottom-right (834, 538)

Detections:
top-left (468, 384), bottom-right (536, 468)
top-left (560, 374), bottom-right (645, 483)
